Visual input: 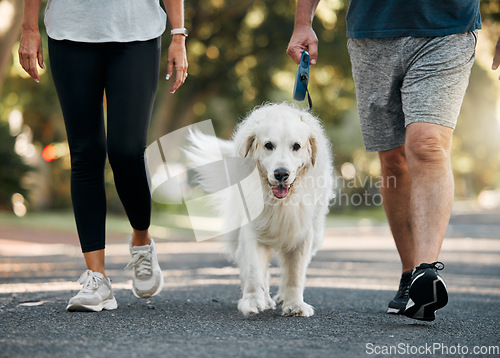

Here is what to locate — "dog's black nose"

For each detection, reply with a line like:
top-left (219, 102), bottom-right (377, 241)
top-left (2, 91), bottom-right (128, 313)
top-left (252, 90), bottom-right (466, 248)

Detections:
top-left (274, 168), bottom-right (289, 182)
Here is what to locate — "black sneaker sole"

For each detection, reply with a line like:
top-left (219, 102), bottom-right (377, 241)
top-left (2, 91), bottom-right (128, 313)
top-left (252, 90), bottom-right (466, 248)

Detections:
top-left (387, 302), bottom-right (406, 314)
top-left (403, 270), bottom-right (448, 321)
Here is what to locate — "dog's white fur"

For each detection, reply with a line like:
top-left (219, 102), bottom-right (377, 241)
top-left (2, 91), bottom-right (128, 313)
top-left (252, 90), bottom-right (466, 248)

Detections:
top-left (186, 103), bottom-right (334, 317)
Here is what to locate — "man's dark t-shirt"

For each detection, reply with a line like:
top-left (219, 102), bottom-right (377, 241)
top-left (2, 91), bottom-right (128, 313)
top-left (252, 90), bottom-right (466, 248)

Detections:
top-left (346, 0), bottom-right (482, 39)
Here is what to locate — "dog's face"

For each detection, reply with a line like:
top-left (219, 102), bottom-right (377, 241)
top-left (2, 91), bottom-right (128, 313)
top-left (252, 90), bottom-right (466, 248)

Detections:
top-left (244, 114), bottom-right (317, 199)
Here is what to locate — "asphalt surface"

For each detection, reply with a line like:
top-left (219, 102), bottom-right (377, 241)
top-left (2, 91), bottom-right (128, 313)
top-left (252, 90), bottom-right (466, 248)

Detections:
top-left (1, 210), bottom-right (499, 358)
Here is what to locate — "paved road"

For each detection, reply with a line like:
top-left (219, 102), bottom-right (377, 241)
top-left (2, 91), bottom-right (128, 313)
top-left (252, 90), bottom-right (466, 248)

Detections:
top-left (1, 211), bottom-right (499, 357)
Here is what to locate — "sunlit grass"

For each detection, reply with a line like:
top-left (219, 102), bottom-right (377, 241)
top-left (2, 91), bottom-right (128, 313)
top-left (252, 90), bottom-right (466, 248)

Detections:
top-left (0, 210), bottom-right (129, 234)
top-left (0, 205), bottom-right (388, 235)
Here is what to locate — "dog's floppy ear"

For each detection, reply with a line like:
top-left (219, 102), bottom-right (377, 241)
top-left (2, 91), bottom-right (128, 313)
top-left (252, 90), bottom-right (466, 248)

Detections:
top-left (243, 135), bottom-right (255, 157)
top-left (309, 136), bottom-right (317, 166)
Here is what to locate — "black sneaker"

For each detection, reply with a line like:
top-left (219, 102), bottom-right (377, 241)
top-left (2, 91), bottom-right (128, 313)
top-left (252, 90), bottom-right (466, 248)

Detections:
top-left (387, 271), bottom-right (411, 314)
top-left (403, 262), bottom-right (448, 321)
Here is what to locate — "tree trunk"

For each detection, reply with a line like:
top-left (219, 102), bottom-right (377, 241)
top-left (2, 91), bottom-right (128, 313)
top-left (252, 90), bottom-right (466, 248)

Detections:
top-left (0, 0), bottom-right (24, 97)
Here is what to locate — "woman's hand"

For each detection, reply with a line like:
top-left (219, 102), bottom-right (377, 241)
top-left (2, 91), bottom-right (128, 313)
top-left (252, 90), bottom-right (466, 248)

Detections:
top-left (18, 29), bottom-right (44, 83)
top-left (166, 35), bottom-right (188, 93)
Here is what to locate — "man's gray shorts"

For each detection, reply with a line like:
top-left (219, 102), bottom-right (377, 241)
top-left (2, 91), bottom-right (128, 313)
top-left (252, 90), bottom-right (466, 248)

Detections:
top-left (347, 31), bottom-right (477, 152)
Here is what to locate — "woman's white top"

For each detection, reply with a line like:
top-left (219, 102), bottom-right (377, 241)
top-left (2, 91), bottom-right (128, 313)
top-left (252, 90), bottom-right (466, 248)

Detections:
top-left (44, 0), bottom-right (167, 43)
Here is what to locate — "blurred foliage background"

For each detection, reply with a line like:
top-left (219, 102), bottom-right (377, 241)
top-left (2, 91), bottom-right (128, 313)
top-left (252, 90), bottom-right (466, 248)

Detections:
top-left (0, 0), bottom-right (499, 219)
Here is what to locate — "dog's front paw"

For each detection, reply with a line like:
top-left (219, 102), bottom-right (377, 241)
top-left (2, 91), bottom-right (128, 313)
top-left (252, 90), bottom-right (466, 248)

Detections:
top-left (281, 301), bottom-right (314, 317)
top-left (238, 293), bottom-right (275, 317)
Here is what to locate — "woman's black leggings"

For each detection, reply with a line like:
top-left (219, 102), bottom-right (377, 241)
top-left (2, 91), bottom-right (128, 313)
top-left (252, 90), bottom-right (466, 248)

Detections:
top-left (48, 37), bottom-right (161, 253)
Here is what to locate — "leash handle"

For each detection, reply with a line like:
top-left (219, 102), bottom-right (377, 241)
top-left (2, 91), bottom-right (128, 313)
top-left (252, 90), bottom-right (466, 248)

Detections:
top-left (293, 51), bottom-right (313, 111)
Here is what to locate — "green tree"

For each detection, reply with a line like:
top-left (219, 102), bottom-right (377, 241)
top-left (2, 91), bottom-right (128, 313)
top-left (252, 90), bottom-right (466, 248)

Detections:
top-left (0, 0), bottom-right (23, 96)
top-left (0, 0), bottom-right (499, 212)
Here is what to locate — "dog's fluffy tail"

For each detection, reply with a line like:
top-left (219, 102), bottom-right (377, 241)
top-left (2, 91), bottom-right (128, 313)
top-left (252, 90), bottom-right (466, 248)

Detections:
top-left (185, 129), bottom-right (235, 167)
top-left (184, 129), bottom-right (236, 194)
top-left (184, 129), bottom-right (241, 258)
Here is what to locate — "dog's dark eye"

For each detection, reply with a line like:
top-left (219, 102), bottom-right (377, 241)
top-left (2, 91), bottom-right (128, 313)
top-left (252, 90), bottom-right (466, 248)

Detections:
top-left (265, 142), bottom-right (274, 151)
top-left (292, 143), bottom-right (301, 151)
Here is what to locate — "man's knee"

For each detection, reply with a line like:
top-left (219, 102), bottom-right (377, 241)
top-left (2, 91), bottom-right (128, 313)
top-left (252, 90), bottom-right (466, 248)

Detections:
top-left (379, 145), bottom-right (408, 176)
top-left (405, 123), bottom-right (453, 165)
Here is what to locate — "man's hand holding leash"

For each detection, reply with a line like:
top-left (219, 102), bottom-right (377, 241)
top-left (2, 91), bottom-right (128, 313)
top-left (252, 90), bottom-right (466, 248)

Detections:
top-left (287, 0), bottom-right (320, 66)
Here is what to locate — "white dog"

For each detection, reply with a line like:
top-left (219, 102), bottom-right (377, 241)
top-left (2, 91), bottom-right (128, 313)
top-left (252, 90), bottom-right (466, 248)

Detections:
top-left (186, 103), bottom-right (334, 317)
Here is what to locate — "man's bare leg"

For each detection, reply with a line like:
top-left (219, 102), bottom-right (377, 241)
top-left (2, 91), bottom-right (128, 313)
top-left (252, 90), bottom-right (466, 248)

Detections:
top-left (405, 123), bottom-right (454, 265)
top-left (400, 122), bottom-right (452, 321)
top-left (378, 145), bottom-right (414, 273)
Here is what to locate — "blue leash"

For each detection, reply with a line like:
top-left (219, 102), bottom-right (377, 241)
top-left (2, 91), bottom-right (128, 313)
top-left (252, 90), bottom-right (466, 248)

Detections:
top-left (293, 51), bottom-right (313, 111)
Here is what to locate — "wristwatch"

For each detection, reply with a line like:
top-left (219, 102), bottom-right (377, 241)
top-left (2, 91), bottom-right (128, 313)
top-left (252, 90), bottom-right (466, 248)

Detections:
top-left (170, 28), bottom-right (188, 37)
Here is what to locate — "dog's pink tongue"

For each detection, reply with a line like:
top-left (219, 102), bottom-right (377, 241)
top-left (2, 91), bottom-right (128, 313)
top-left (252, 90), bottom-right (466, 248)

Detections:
top-left (273, 185), bottom-right (289, 198)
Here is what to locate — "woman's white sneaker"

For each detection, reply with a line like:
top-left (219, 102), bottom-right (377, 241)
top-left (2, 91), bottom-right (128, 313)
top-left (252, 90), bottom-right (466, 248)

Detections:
top-left (125, 238), bottom-right (164, 298)
top-left (66, 270), bottom-right (118, 312)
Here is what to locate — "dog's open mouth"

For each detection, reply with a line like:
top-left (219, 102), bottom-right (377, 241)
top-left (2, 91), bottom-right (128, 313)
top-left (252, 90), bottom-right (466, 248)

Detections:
top-left (268, 182), bottom-right (294, 199)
